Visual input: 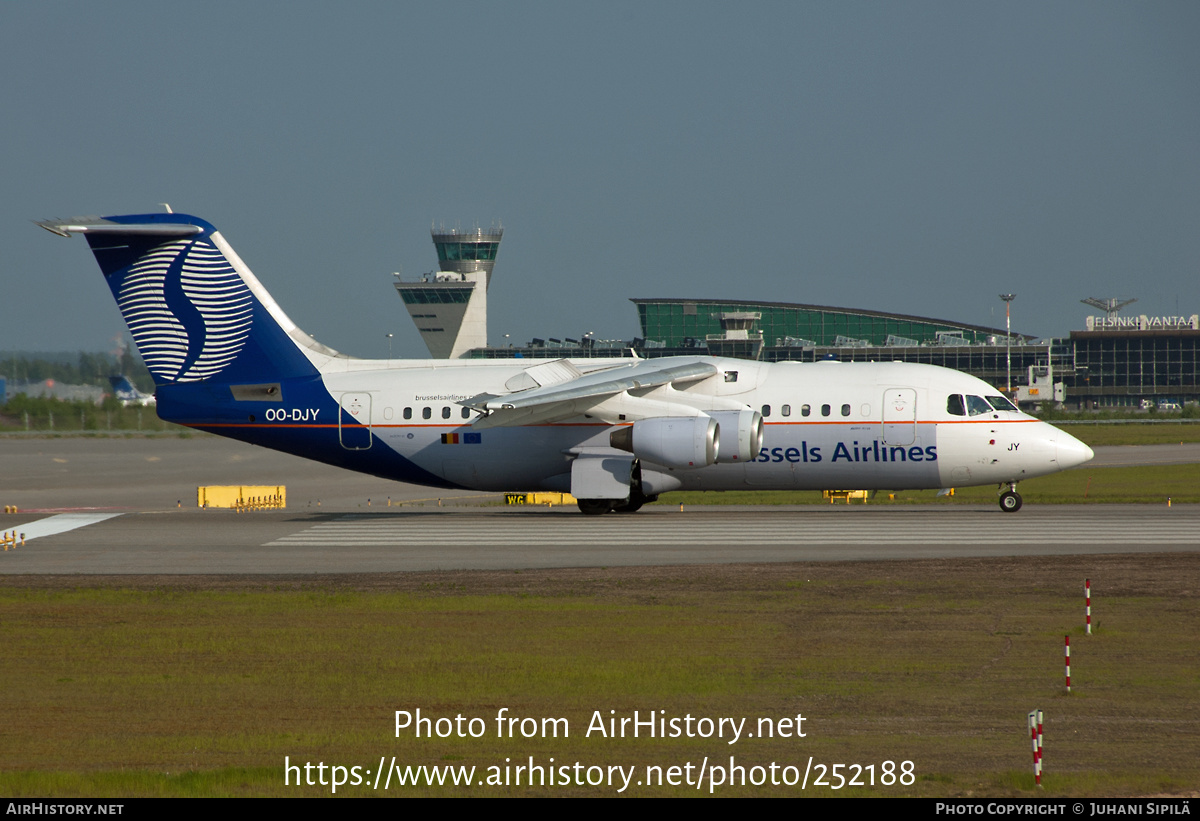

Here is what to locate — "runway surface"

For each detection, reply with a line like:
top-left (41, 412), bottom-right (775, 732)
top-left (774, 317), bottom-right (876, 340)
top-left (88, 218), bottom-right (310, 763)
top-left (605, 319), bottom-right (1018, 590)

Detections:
top-left (1, 505), bottom-right (1196, 573)
top-left (2, 435), bottom-right (1198, 573)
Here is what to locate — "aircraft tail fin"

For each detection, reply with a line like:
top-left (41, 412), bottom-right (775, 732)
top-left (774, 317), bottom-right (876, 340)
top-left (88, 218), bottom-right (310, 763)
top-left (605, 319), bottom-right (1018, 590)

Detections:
top-left (37, 214), bottom-right (341, 386)
top-left (108, 375), bottom-right (137, 397)
top-left (108, 374), bottom-right (137, 396)
top-left (107, 374), bottom-right (155, 406)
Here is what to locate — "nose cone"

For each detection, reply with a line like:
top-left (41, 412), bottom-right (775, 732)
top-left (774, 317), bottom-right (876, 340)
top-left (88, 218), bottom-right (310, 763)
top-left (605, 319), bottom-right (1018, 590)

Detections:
top-left (1057, 430), bottom-right (1094, 470)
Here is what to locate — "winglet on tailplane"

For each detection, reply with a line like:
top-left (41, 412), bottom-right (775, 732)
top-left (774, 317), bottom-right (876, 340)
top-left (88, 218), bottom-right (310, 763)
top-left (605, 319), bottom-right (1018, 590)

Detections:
top-left (36, 213), bottom-right (345, 387)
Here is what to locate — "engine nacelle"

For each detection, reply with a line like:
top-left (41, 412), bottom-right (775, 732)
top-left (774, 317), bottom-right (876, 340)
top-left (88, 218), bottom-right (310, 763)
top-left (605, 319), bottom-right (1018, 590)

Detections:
top-left (609, 415), bottom-right (719, 469)
top-left (709, 409), bottom-right (764, 463)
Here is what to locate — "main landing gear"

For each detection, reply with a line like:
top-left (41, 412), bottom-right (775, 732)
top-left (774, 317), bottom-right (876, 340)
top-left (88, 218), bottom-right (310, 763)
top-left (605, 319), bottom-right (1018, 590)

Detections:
top-left (576, 491), bottom-right (658, 515)
top-left (998, 483), bottom-right (1023, 513)
top-left (577, 499), bottom-right (614, 515)
top-left (576, 460), bottom-right (657, 515)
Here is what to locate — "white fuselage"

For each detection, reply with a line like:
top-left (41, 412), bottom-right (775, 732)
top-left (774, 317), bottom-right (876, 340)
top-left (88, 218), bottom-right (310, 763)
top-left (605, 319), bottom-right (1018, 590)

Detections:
top-left (311, 356), bottom-right (1092, 494)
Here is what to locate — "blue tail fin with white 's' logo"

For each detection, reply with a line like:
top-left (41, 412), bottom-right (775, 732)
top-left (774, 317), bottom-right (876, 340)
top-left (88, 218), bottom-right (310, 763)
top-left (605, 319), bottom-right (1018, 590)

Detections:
top-left (37, 213), bottom-right (337, 387)
top-left (40, 211), bottom-right (472, 489)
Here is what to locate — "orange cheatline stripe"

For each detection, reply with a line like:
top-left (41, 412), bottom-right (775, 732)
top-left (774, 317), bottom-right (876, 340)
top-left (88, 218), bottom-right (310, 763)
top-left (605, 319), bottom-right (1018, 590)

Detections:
top-left (194, 422), bottom-right (466, 429)
top-left (190, 417), bottom-right (1040, 430)
top-left (764, 418), bottom-right (1040, 426)
top-left (190, 422), bottom-right (613, 430)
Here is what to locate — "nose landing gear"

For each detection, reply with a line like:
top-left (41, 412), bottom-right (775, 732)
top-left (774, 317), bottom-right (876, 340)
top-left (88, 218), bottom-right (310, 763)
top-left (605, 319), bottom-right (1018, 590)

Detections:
top-left (999, 483), bottom-right (1023, 513)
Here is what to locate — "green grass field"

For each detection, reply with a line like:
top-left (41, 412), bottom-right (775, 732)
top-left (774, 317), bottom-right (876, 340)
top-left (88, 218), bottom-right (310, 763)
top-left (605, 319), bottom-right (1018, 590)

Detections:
top-left (1, 554), bottom-right (1197, 797)
top-left (653, 463), bottom-right (1200, 507)
top-left (1059, 422), bottom-right (1200, 447)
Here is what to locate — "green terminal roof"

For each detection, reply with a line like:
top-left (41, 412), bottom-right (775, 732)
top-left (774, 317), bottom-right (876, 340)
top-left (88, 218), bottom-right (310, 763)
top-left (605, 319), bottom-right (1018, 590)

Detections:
top-left (632, 298), bottom-right (1027, 347)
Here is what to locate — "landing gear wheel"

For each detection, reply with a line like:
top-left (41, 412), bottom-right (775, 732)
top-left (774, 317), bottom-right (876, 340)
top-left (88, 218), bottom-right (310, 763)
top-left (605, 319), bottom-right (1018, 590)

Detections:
top-left (999, 490), bottom-right (1023, 513)
top-left (612, 497), bottom-right (644, 514)
top-left (577, 499), bottom-right (614, 516)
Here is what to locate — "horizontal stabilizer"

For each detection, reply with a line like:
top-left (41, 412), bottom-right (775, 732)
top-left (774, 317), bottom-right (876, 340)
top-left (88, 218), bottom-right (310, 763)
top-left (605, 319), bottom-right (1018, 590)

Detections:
top-left (36, 217), bottom-right (203, 238)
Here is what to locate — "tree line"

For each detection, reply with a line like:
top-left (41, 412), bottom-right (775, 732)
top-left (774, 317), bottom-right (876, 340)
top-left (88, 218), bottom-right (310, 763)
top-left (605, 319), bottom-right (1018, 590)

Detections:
top-left (0, 350), bottom-right (154, 393)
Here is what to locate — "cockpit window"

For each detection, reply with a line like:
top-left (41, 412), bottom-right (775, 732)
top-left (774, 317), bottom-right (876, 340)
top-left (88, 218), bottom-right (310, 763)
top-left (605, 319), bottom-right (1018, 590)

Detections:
top-left (966, 395), bottom-right (993, 416)
top-left (986, 395), bottom-right (1018, 412)
top-left (947, 395), bottom-right (965, 416)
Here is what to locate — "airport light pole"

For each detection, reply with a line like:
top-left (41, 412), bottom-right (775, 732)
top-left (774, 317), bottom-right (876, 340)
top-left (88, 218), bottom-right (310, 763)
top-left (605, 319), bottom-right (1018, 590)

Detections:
top-left (999, 294), bottom-right (1016, 393)
top-left (386, 333), bottom-right (393, 360)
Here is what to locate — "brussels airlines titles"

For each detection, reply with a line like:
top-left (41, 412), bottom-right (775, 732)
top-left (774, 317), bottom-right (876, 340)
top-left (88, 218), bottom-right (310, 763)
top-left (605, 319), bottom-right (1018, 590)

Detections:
top-left (753, 441), bottom-right (937, 464)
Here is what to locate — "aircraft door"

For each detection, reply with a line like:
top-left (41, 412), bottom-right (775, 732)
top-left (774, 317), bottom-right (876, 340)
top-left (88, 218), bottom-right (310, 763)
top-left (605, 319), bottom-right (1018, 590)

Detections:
top-left (882, 388), bottom-right (916, 445)
top-left (339, 392), bottom-right (373, 450)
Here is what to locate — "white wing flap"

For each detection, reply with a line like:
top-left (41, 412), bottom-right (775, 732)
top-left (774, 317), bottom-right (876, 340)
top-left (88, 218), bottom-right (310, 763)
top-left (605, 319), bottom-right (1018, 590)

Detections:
top-left (503, 358), bottom-right (584, 392)
top-left (468, 358), bottom-right (716, 429)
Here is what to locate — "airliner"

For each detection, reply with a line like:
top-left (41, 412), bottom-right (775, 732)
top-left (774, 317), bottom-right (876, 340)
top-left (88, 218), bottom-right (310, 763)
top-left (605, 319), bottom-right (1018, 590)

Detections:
top-left (38, 212), bottom-right (1093, 514)
top-left (108, 374), bottom-right (156, 407)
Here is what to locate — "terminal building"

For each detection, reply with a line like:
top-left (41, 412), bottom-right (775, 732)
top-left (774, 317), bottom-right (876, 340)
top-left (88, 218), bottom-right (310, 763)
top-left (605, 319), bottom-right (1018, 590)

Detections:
top-left (630, 298), bottom-right (1064, 402)
top-left (1067, 313), bottom-right (1200, 408)
top-left (467, 298), bottom-right (1200, 410)
top-left (392, 234), bottom-right (1199, 409)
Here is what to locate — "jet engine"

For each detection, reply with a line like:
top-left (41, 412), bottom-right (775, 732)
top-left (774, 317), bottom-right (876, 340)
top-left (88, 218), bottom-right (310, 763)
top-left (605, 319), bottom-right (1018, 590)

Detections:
top-left (708, 408), bottom-right (763, 463)
top-left (609, 415), bottom-right (719, 469)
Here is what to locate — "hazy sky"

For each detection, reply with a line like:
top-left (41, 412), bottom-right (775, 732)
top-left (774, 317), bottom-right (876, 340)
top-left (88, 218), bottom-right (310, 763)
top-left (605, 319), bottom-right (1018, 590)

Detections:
top-left (4, 1), bottom-right (1198, 360)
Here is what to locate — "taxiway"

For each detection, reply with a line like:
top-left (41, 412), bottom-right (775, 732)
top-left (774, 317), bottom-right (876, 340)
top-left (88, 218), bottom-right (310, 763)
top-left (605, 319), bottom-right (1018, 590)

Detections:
top-left (2, 435), bottom-right (1197, 574)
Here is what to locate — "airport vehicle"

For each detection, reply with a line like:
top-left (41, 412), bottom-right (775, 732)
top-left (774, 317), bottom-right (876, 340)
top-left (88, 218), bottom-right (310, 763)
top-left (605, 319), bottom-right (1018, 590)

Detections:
top-left (38, 212), bottom-right (1093, 513)
top-left (108, 375), bottom-right (156, 407)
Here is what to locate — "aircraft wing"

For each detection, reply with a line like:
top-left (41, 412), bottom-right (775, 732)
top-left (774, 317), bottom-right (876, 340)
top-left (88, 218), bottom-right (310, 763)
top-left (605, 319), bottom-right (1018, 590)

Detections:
top-left (465, 357), bottom-right (717, 428)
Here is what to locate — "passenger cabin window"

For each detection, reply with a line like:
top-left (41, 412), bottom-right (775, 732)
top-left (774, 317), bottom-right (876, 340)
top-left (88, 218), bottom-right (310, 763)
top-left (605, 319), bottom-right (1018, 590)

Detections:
top-left (801, 404), bottom-right (811, 417)
top-left (821, 404), bottom-right (831, 417)
top-left (761, 404), bottom-right (771, 418)
top-left (987, 395), bottom-right (1018, 412)
top-left (442, 406), bottom-right (451, 419)
top-left (782, 404), bottom-right (791, 417)
top-left (422, 407), bottom-right (431, 420)
top-left (947, 395), bottom-right (965, 416)
top-left (966, 395), bottom-right (993, 416)
top-left (841, 404), bottom-right (851, 417)
top-left (403, 407), bottom-right (413, 420)
top-left (461, 407), bottom-right (471, 419)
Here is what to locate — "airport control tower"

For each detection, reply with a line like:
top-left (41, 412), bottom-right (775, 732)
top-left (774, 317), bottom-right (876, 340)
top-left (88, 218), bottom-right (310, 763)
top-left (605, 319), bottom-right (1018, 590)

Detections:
top-left (394, 226), bottom-right (503, 358)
